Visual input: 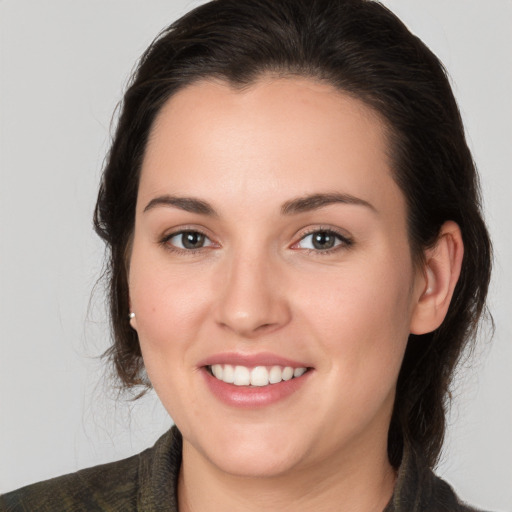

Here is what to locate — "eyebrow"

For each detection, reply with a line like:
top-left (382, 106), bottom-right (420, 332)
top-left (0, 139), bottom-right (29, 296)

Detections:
top-left (281, 193), bottom-right (377, 215)
top-left (143, 192), bottom-right (376, 216)
top-left (143, 195), bottom-right (217, 216)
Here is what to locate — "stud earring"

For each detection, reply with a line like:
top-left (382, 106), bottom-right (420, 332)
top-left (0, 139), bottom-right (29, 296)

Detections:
top-left (129, 312), bottom-right (135, 319)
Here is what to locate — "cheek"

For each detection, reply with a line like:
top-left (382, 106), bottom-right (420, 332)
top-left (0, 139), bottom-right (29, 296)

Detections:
top-left (298, 253), bottom-right (414, 381)
top-left (127, 250), bottom-right (214, 421)
top-left (128, 246), bottom-right (213, 361)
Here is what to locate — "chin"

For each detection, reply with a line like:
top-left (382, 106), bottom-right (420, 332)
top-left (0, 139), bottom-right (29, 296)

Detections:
top-left (185, 421), bottom-right (310, 478)
top-left (207, 446), bottom-right (303, 479)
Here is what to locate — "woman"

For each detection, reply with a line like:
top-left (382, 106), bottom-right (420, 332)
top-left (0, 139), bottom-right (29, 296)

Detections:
top-left (0, 0), bottom-right (495, 510)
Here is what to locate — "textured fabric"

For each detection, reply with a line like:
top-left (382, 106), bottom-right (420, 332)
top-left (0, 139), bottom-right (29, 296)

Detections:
top-left (1, 427), bottom-right (487, 511)
top-left (382, 445), bottom-right (486, 512)
top-left (0, 428), bottom-right (182, 512)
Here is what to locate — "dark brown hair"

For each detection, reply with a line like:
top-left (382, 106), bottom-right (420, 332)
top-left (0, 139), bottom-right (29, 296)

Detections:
top-left (94, 0), bottom-right (492, 468)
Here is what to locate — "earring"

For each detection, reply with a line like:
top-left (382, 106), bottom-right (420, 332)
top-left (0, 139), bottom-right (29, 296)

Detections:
top-left (129, 312), bottom-right (135, 319)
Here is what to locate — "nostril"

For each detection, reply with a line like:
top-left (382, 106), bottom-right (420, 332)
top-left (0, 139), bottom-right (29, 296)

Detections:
top-left (255, 323), bottom-right (276, 331)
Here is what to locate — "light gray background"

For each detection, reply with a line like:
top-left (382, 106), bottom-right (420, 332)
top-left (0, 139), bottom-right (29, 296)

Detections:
top-left (0, 1), bottom-right (511, 510)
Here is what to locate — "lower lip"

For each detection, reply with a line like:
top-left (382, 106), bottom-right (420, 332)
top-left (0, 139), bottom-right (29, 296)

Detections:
top-left (201, 368), bottom-right (312, 408)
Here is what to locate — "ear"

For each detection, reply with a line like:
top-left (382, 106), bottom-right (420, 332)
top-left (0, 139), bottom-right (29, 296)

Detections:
top-left (410, 221), bottom-right (464, 335)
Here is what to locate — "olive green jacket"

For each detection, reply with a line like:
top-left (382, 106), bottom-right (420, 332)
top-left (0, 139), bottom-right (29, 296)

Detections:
top-left (0, 427), bottom-right (487, 511)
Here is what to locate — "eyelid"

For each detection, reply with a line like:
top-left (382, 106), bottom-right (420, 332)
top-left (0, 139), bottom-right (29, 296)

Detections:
top-left (291, 226), bottom-right (354, 252)
top-left (159, 226), bottom-right (220, 253)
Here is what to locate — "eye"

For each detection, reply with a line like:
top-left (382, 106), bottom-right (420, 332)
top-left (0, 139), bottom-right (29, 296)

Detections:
top-left (165, 230), bottom-right (214, 250)
top-left (295, 230), bottom-right (351, 251)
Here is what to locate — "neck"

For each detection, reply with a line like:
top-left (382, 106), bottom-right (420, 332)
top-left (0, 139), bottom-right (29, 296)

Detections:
top-left (178, 435), bottom-right (396, 512)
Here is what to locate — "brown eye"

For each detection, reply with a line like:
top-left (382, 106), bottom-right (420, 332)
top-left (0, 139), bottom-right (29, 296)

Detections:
top-left (296, 230), bottom-right (350, 251)
top-left (167, 231), bottom-right (212, 250)
top-left (311, 231), bottom-right (337, 250)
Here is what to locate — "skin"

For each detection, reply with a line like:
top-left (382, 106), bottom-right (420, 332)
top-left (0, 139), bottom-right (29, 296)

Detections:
top-left (128, 77), bottom-right (463, 511)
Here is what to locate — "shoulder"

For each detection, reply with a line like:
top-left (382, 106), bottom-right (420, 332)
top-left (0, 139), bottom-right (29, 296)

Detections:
top-left (0, 427), bottom-right (181, 512)
top-left (0, 452), bottom-right (140, 512)
top-left (387, 445), bottom-right (493, 512)
top-left (425, 474), bottom-right (491, 512)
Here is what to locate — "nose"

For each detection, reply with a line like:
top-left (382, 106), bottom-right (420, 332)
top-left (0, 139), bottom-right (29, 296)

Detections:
top-left (214, 251), bottom-right (291, 338)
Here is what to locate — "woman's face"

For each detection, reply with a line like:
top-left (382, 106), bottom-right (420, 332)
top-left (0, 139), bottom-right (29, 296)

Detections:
top-left (129, 77), bottom-right (426, 477)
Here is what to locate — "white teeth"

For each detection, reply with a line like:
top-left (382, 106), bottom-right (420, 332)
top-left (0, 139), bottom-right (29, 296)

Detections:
top-left (250, 366), bottom-right (269, 386)
top-left (282, 366), bottom-right (294, 381)
top-left (233, 365), bottom-right (251, 386)
top-left (211, 364), bottom-right (223, 379)
top-left (222, 364), bottom-right (235, 383)
top-left (269, 365), bottom-right (282, 384)
top-left (209, 364), bottom-right (308, 386)
top-left (293, 367), bottom-right (306, 378)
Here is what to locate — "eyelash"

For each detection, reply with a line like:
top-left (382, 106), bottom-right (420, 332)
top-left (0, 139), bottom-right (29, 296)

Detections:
top-left (160, 229), bottom-right (216, 255)
top-left (292, 228), bottom-right (354, 255)
top-left (159, 227), bottom-right (353, 255)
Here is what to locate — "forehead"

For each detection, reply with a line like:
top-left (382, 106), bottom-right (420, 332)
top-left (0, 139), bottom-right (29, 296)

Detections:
top-left (147, 76), bottom-right (388, 159)
top-left (139, 77), bottom-right (404, 220)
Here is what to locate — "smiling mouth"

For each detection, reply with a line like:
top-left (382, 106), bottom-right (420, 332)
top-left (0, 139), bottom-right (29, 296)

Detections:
top-left (207, 364), bottom-right (309, 387)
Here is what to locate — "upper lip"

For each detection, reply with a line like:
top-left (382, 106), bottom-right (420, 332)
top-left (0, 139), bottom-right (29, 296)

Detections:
top-left (198, 351), bottom-right (312, 369)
